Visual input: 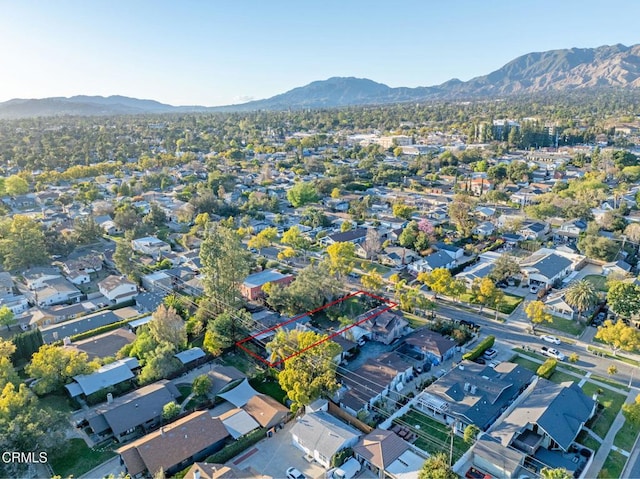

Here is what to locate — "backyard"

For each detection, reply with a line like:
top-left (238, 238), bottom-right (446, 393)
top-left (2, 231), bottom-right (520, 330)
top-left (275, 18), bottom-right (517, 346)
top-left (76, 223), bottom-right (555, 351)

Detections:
top-left (49, 438), bottom-right (115, 478)
top-left (583, 274), bottom-right (609, 292)
top-left (249, 376), bottom-right (287, 404)
top-left (398, 409), bottom-right (470, 462)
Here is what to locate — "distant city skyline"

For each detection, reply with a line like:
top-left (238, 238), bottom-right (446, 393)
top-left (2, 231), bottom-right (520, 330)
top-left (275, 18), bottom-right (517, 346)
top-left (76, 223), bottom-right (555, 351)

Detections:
top-left (1, 0), bottom-right (639, 106)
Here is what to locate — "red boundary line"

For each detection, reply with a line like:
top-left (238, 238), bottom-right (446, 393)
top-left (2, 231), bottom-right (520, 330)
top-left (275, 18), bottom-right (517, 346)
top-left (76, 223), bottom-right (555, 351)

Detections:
top-left (236, 290), bottom-right (398, 367)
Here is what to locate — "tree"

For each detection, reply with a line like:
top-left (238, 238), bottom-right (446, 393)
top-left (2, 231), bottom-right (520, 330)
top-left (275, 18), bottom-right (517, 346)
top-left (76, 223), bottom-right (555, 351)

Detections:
top-left (564, 280), bottom-right (598, 322)
top-left (489, 254), bottom-right (520, 283)
top-left (448, 195), bottom-right (476, 237)
top-left (192, 374), bottom-right (213, 397)
top-left (418, 268), bottom-right (453, 298)
top-left (0, 340), bottom-right (19, 390)
top-left (204, 309), bottom-right (252, 353)
top-left (281, 226), bottom-right (312, 260)
top-left (162, 401), bottom-right (180, 420)
top-left (4, 175), bottom-right (29, 196)
top-left (540, 467), bottom-right (572, 479)
top-left (622, 394), bottom-right (640, 427)
top-left (26, 345), bottom-right (97, 394)
top-left (577, 235), bottom-right (618, 261)
top-left (361, 270), bottom-right (383, 293)
top-left (392, 203), bottom-right (416, 220)
top-left (148, 305), bottom-right (187, 351)
top-left (113, 240), bottom-right (140, 282)
top-left (287, 182), bottom-right (318, 207)
top-left (399, 221), bottom-right (419, 249)
top-left (330, 187), bottom-right (341, 199)
top-left (418, 452), bottom-right (456, 479)
top-left (325, 241), bottom-right (356, 278)
top-left (524, 300), bottom-right (552, 333)
top-left (463, 424), bottom-right (480, 444)
top-left (73, 216), bottom-right (104, 244)
top-left (0, 215), bottom-right (49, 270)
top-left (138, 342), bottom-right (182, 384)
top-left (0, 306), bottom-right (15, 331)
top-left (569, 352), bottom-right (579, 363)
top-left (144, 202), bottom-right (168, 228)
top-left (607, 281), bottom-right (640, 319)
top-left (114, 204), bottom-right (140, 232)
top-left (608, 365), bottom-right (618, 375)
top-left (340, 221), bottom-right (353, 232)
top-left (362, 228), bottom-right (382, 260)
top-left (248, 226), bottom-right (278, 254)
top-left (268, 330), bottom-right (340, 411)
top-left (200, 225), bottom-right (252, 312)
top-left (595, 319), bottom-right (640, 354)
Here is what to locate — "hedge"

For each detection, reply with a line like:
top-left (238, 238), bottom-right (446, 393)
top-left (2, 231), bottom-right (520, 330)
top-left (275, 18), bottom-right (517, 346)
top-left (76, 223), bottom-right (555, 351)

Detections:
top-left (205, 428), bottom-right (266, 464)
top-left (69, 318), bottom-right (132, 342)
top-left (536, 358), bottom-right (557, 379)
top-left (462, 335), bottom-right (495, 361)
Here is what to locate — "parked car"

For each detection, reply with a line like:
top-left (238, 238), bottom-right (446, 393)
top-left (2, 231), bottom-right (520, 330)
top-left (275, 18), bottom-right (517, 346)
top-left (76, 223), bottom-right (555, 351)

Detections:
top-left (540, 335), bottom-right (561, 345)
top-left (483, 348), bottom-right (498, 360)
top-left (286, 468), bottom-right (306, 479)
top-left (466, 467), bottom-right (491, 479)
top-left (540, 346), bottom-right (565, 361)
top-left (473, 357), bottom-right (486, 365)
top-left (459, 319), bottom-right (478, 329)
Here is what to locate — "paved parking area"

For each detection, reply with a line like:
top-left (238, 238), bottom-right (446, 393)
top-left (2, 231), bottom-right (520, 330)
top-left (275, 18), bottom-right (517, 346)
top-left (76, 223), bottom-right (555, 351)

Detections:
top-left (228, 421), bottom-right (326, 479)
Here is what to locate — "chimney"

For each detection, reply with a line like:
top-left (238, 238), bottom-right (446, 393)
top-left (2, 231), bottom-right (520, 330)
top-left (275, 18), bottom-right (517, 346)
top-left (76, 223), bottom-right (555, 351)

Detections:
top-left (194, 470), bottom-right (200, 479)
top-left (106, 392), bottom-right (113, 404)
top-left (470, 385), bottom-right (477, 394)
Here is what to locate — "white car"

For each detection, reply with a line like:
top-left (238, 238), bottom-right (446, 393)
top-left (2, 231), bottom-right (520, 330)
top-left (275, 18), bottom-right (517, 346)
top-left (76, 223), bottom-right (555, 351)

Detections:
top-left (541, 335), bottom-right (561, 345)
top-left (541, 346), bottom-right (565, 361)
top-left (286, 468), bottom-right (306, 479)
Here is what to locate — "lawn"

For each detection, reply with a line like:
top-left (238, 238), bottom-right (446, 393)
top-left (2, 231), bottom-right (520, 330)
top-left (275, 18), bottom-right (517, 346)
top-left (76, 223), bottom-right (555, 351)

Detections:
top-left (598, 450), bottom-right (626, 478)
top-left (176, 384), bottom-right (191, 403)
top-left (498, 294), bottom-right (524, 314)
top-left (404, 312), bottom-right (429, 328)
top-left (221, 351), bottom-right (263, 375)
top-left (614, 420), bottom-right (639, 452)
top-left (583, 274), bottom-right (609, 292)
top-left (355, 259), bottom-right (391, 275)
top-left (249, 377), bottom-right (287, 404)
top-left (548, 369), bottom-right (580, 384)
top-left (582, 382), bottom-right (627, 438)
top-left (545, 315), bottom-right (586, 336)
top-left (49, 438), bottom-right (115, 478)
top-left (576, 430), bottom-right (601, 453)
top-left (591, 374), bottom-right (630, 392)
top-left (512, 355), bottom-right (581, 384)
top-left (511, 355), bottom-right (541, 373)
top-left (38, 392), bottom-right (74, 414)
top-left (399, 409), bottom-right (470, 462)
top-left (587, 346), bottom-right (640, 367)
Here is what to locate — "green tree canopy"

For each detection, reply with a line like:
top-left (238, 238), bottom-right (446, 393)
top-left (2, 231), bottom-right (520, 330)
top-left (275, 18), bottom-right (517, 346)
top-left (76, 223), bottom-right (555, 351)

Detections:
top-left (607, 281), bottom-right (640, 318)
top-left (287, 182), bottom-right (319, 207)
top-left (26, 344), bottom-right (97, 395)
top-left (595, 319), bottom-right (640, 354)
top-left (0, 215), bottom-right (49, 270)
top-left (418, 452), bottom-right (457, 479)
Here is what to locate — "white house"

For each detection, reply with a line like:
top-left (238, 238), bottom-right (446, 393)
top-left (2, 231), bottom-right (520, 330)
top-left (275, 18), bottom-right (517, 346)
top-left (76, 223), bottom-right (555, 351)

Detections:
top-left (131, 237), bottom-right (171, 259)
top-left (98, 275), bottom-right (138, 304)
top-left (35, 278), bottom-right (82, 308)
top-left (23, 268), bottom-right (62, 290)
top-left (520, 252), bottom-right (573, 288)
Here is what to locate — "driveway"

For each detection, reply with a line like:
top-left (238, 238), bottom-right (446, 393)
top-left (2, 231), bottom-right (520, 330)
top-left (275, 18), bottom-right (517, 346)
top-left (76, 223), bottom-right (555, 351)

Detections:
top-left (228, 421), bottom-right (326, 479)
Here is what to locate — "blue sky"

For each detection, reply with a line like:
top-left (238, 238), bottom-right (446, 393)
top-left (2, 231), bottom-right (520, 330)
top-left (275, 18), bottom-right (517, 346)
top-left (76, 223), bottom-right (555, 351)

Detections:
top-left (1, 0), bottom-right (639, 106)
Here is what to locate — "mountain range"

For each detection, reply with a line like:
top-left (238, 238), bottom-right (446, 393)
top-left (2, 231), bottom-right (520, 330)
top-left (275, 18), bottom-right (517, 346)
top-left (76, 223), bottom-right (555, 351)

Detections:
top-left (2, 43), bottom-right (640, 118)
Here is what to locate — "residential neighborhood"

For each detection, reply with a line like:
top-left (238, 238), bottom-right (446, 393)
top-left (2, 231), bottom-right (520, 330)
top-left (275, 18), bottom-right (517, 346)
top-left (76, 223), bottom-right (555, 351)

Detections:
top-left (2, 83), bottom-right (640, 479)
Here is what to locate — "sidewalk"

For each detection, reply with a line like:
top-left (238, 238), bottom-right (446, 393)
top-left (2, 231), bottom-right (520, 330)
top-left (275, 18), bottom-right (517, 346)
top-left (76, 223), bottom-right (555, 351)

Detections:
top-left (585, 387), bottom-right (638, 478)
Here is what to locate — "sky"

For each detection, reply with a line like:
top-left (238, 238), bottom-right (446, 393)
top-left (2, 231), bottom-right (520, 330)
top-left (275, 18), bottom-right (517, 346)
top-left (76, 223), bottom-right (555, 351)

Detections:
top-left (1, 0), bottom-right (640, 106)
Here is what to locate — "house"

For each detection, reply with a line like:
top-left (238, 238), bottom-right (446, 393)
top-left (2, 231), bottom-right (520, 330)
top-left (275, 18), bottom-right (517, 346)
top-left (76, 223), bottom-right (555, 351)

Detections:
top-left (205, 365), bottom-right (246, 396)
top-left (0, 272), bottom-right (14, 297)
top-left (0, 294), bottom-right (29, 316)
top-left (353, 429), bottom-right (425, 479)
top-left (473, 221), bottom-right (495, 237)
top-left (141, 271), bottom-right (173, 294)
top-left (23, 267), bottom-right (62, 290)
top-left (602, 260), bottom-right (632, 277)
top-left (378, 247), bottom-right (420, 268)
top-left (520, 252), bottom-right (573, 288)
top-left (518, 221), bottom-right (549, 240)
top-left (40, 310), bottom-right (122, 343)
top-left (85, 379), bottom-right (180, 442)
top-left (64, 357), bottom-right (139, 400)
top-left (407, 251), bottom-right (456, 275)
top-left (34, 277), bottom-right (82, 307)
top-left (433, 242), bottom-right (465, 261)
top-left (174, 347), bottom-right (206, 366)
top-left (135, 292), bottom-right (166, 314)
top-left (243, 394), bottom-right (290, 429)
top-left (117, 410), bottom-right (229, 478)
top-left (554, 219), bottom-right (587, 243)
top-left (416, 361), bottom-right (534, 431)
top-left (217, 408), bottom-right (260, 439)
top-left (98, 275), bottom-right (138, 304)
top-left (493, 379), bottom-right (596, 452)
top-left (183, 462), bottom-right (264, 479)
top-left (456, 260), bottom-right (496, 288)
top-left (321, 228), bottom-right (368, 246)
top-left (240, 269), bottom-right (294, 301)
top-left (66, 328), bottom-right (136, 360)
top-left (356, 308), bottom-right (408, 345)
top-left (289, 411), bottom-right (361, 468)
top-left (131, 236), bottom-right (172, 259)
top-left (465, 435), bottom-right (527, 479)
top-left (544, 291), bottom-right (577, 320)
top-left (402, 328), bottom-right (457, 365)
top-left (339, 355), bottom-right (413, 416)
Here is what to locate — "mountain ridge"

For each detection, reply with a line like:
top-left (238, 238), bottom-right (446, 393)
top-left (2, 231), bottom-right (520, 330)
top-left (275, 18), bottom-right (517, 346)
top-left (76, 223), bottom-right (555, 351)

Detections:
top-left (2, 43), bottom-right (640, 118)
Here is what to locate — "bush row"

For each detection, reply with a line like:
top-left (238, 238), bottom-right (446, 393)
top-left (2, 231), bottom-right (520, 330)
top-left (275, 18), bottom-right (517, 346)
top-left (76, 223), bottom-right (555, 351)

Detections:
top-left (462, 335), bottom-right (495, 361)
top-left (205, 427), bottom-right (266, 464)
top-left (536, 358), bottom-right (558, 379)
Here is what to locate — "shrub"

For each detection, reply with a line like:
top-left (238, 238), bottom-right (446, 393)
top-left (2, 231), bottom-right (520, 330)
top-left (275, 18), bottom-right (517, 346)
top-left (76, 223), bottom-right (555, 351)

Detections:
top-left (462, 335), bottom-right (495, 361)
top-left (69, 318), bottom-right (131, 342)
top-left (536, 358), bottom-right (558, 379)
top-left (205, 428), bottom-right (265, 464)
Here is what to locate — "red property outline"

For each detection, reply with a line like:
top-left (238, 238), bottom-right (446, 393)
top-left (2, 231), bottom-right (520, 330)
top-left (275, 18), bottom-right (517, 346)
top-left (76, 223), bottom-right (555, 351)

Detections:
top-left (236, 290), bottom-right (398, 367)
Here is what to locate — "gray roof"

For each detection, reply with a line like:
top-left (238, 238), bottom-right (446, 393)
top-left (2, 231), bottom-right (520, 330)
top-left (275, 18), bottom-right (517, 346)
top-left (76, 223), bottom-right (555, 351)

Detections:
top-left (128, 314), bottom-right (153, 329)
top-left (242, 269), bottom-right (292, 288)
top-left (135, 292), bottom-right (166, 313)
top-left (327, 228), bottom-right (368, 243)
top-left (206, 366), bottom-right (246, 395)
top-left (492, 379), bottom-right (595, 451)
top-left (471, 435), bottom-right (525, 476)
top-left (174, 347), bottom-right (206, 364)
top-left (41, 310), bottom-right (121, 343)
top-left (218, 408), bottom-right (260, 439)
top-left (423, 250), bottom-right (454, 269)
top-left (87, 380), bottom-right (180, 435)
top-left (290, 411), bottom-right (360, 459)
top-left (424, 361), bottom-right (534, 430)
top-left (218, 378), bottom-right (259, 407)
top-left (66, 357), bottom-right (139, 397)
top-left (523, 253), bottom-right (572, 280)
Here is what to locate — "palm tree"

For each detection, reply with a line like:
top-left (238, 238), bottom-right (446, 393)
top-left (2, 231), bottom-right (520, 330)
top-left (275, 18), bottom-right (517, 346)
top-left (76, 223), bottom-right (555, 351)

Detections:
top-left (564, 279), bottom-right (598, 323)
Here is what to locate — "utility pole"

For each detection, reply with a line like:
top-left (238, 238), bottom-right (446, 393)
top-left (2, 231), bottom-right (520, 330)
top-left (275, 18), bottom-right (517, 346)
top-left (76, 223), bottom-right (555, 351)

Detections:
top-left (449, 420), bottom-right (456, 466)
